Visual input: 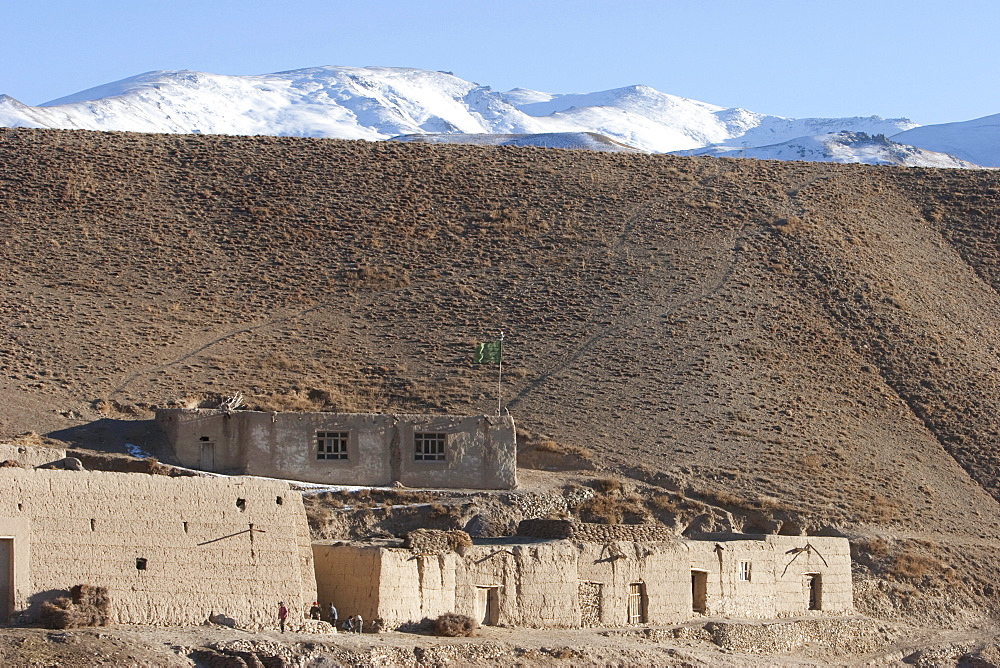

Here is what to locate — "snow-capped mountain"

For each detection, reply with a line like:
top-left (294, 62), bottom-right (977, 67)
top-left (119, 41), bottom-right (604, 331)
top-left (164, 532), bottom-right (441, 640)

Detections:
top-left (676, 131), bottom-right (980, 168)
top-left (390, 132), bottom-right (642, 152)
top-left (0, 65), bottom-right (985, 167)
top-left (890, 114), bottom-right (1000, 168)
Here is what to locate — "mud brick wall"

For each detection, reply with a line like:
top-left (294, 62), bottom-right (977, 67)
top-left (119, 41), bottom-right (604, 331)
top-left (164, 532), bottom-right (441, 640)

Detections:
top-left (315, 535), bottom-right (854, 630)
top-left (0, 443), bottom-right (66, 467)
top-left (0, 468), bottom-right (317, 629)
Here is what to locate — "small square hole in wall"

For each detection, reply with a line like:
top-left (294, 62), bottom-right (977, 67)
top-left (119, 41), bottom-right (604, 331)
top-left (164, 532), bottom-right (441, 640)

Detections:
top-left (276, 496), bottom-right (283, 505)
top-left (236, 498), bottom-right (246, 511)
top-left (136, 558), bottom-right (148, 571)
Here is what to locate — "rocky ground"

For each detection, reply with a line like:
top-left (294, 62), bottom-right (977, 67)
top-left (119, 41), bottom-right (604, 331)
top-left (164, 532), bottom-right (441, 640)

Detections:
top-left (0, 616), bottom-right (997, 667)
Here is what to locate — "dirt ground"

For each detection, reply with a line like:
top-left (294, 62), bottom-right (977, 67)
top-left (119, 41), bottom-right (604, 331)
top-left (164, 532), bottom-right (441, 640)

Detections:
top-left (0, 617), bottom-right (998, 667)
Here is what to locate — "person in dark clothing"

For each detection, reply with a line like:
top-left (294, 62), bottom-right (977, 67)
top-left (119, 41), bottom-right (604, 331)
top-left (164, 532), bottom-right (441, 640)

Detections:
top-left (309, 602), bottom-right (321, 620)
top-left (277, 602), bottom-right (288, 633)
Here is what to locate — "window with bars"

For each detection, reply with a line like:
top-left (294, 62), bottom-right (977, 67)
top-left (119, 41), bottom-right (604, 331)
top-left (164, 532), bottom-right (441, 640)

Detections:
top-left (738, 561), bottom-right (752, 582)
top-left (317, 431), bottom-right (349, 460)
top-left (414, 432), bottom-right (447, 461)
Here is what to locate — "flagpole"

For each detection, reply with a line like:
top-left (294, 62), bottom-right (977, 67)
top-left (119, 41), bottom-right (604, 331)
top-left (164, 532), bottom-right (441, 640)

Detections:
top-left (497, 331), bottom-right (504, 416)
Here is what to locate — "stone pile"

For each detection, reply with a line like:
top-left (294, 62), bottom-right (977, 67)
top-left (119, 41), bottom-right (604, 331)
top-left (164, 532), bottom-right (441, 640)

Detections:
top-left (516, 519), bottom-right (673, 542)
top-left (404, 529), bottom-right (473, 553)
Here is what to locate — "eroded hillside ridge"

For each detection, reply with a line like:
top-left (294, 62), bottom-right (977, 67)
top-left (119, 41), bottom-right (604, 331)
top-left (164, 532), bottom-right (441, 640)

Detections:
top-left (1, 127), bottom-right (999, 539)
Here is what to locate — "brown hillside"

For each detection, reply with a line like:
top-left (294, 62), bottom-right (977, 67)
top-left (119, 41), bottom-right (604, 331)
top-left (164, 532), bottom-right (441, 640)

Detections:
top-left (1, 128), bottom-right (999, 552)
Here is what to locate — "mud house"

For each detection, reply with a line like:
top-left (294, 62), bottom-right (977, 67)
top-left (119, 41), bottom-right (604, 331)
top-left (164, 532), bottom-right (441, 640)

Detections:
top-left (155, 409), bottom-right (517, 489)
top-left (1, 444), bottom-right (853, 633)
top-left (312, 522), bottom-right (853, 630)
top-left (0, 466), bottom-right (317, 629)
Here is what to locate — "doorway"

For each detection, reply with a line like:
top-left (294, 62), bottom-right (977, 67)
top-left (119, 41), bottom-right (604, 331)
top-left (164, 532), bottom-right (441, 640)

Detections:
top-left (476, 586), bottom-right (499, 626)
top-left (199, 439), bottom-right (215, 471)
top-left (578, 581), bottom-right (602, 627)
top-left (627, 582), bottom-right (647, 624)
top-left (691, 570), bottom-right (708, 614)
top-left (805, 574), bottom-right (822, 610)
top-left (0, 538), bottom-right (13, 623)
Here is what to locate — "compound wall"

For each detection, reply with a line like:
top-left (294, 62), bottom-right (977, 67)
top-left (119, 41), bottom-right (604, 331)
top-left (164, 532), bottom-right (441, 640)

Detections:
top-left (0, 443), bottom-right (67, 468)
top-left (312, 534), bottom-right (853, 630)
top-left (0, 468), bottom-right (317, 629)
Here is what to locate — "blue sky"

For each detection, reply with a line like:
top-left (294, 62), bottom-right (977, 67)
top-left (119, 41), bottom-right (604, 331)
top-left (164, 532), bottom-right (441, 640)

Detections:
top-left (4, 0), bottom-right (998, 125)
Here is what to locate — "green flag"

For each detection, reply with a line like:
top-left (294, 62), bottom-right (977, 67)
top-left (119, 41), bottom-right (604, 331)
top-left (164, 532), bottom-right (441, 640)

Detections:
top-left (473, 341), bottom-right (502, 364)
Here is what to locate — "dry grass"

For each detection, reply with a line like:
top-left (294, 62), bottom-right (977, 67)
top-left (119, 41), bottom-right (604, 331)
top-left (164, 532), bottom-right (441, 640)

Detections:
top-left (591, 478), bottom-right (623, 495)
top-left (889, 551), bottom-right (943, 580)
top-left (648, 494), bottom-right (678, 512)
top-left (3, 128), bottom-right (1000, 554)
top-left (431, 613), bottom-right (477, 637)
top-left (39, 584), bottom-right (110, 629)
top-left (578, 493), bottom-right (651, 525)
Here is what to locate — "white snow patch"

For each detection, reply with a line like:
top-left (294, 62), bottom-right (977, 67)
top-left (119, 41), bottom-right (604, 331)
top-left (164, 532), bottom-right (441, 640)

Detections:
top-left (125, 443), bottom-right (152, 459)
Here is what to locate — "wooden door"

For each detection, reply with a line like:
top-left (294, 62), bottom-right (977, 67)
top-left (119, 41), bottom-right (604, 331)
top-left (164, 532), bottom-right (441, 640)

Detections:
top-left (627, 582), bottom-right (645, 624)
top-left (199, 441), bottom-right (215, 471)
top-left (691, 571), bottom-right (707, 614)
top-left (0, 539), bottom-right (12, 623)
top-left (477, 587), bottom-right (499, 626)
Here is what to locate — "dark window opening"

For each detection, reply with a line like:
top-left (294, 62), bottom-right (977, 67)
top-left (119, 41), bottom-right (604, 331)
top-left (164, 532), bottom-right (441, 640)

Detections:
top-left (16, 503), bottom-right (22, 511)
top-left (276, 496), bottom-right (283, 505)
top-left (236, 498), bottom-right (246, 511)
top-left (806, 574), bottom-right (822, 610)
top-left (183, 521), bottom-right (189, 533)
top-left (317, 432), bottom-right (349, 460)
top-left (90, 519), bottom-right (95, 532)
top-left (414, 432), bottom-right (447, 461)
top-left (199, 436), bottom-right (210, 441)
top-left (136, 558), bottom-right (147, 571)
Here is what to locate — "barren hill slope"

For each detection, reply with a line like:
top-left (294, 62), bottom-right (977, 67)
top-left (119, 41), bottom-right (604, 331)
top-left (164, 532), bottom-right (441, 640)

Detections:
top-left (1, 128), bottom-right (999, 554)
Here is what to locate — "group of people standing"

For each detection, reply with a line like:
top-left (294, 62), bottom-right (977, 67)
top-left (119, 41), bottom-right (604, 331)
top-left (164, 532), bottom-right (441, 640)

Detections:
top-left (277, 601), bottom-right (363, 634)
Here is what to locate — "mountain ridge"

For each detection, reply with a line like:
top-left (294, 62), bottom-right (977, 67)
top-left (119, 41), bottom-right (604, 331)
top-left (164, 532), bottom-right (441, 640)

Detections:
top-left (4, 65), bottom-right (973, 165)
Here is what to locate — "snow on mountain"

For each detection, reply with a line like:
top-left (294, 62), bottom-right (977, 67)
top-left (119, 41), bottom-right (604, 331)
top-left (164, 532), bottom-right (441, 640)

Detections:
top-left (890, 113), bottom-right (1000, 168)
top-left (675, 131), bottom-right (980, 168)
top-left (1, 67), bottom-right (537, 139)
top-left (390, 132), bottom-right (642, 152)
top-left (0, 65), bottom-right (962, 165)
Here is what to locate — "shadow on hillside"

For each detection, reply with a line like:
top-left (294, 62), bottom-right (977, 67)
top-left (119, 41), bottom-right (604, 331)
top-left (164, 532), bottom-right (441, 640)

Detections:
top-left (46, 418), bottom-right (173, 462)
